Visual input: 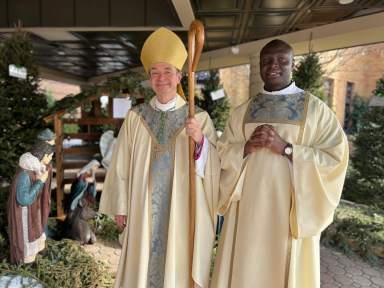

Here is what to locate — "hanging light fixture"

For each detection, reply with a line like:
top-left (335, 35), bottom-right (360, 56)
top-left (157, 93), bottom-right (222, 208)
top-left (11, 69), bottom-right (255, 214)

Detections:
top-left (230, 45), bottom-right (240, 55)
top-left (338, 0), bottom-right (354, 5)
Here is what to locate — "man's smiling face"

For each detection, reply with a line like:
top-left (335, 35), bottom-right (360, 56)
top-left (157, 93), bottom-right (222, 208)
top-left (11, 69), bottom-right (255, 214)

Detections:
top-left (260, 43), bottom-right (294, 92)
top-left (149, 62), bottom-right (181, 102)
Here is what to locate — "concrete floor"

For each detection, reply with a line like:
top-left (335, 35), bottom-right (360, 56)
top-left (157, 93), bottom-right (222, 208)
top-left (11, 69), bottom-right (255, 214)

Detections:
top-left (82, 241), bottom-right (384, 287)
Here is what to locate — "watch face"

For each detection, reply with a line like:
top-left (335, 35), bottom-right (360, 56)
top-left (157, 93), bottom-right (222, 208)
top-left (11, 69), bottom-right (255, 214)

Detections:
top-left (284, 146), bottom-right (293, 155)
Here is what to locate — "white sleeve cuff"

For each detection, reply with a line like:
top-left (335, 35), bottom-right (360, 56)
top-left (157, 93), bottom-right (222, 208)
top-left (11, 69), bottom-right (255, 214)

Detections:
top-left (195, 136), bottom-right (209, 178)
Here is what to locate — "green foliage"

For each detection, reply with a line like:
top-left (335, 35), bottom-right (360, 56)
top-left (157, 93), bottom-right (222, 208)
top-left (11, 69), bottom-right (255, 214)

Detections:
top-left (63, 124), bottom-right (80, 134)
top-left (0, 239), bottom-right (114, 287)
top-left (0, 234), bottom-right (6, 260)
top-left (348, 95), bottom-right (369, 134)
top-left (0, 187), bottom-right (114, 286)
top-left (293, 52), bottom-right (326, 101)
top-left (0, 32), bottom-right (49, 182)
top-left (343, 81), bottom-right (384, 203)
top-left (90, 213), bottom-right (120, 243)
top-left (373, 77), bottom-right (384, 97)
top-left (321, 201), bottom-right (384, 265)
top-left (343, 75), bottom-right (384, 205)
top-left (44, 89), bottom-right (56, 108)
top-left (0, 186), bottom-right (9, 260)
top-left (343, 164), bottom-right (384, 210)
top-left (182, 70), bottom-right (230, 132)
top-left (48, 91), bottom-right (95, 116)
top-left (47, 71), bottom-right (154, 116)
top-left (342, 106), bottom-right (384, 209)
top-left (352, 108), bottom-right (384, 183)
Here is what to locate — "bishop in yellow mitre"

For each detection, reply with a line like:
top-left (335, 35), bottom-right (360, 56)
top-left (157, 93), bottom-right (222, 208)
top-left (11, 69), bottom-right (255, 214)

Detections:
top-left (99, 27), bottom-right (220, 288)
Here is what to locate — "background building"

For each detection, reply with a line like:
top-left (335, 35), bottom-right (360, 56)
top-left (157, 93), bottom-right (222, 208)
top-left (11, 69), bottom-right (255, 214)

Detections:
top-left (219, 42), bottom-right (384, 125)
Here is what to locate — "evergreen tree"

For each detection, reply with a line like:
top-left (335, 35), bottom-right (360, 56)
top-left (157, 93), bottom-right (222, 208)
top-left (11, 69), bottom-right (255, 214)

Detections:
top-left (182, 70), bottom-right (230, 132)
top-left (343, 107), bottom-right (384, 208)
top-left (293, 52), bottom-right (326, 101)
top-left (354, 75), bottom-right (384, 182)
top-left (373, 77), bottom-right (384, 97)
top-left (353, 108), bottom-right (384, 182)
top-left (349, 95), bottom-right (369, 134)
top-left (0, 32), bottom-right (48, 182)
top-left (342, 78), bottom-right (384, 208)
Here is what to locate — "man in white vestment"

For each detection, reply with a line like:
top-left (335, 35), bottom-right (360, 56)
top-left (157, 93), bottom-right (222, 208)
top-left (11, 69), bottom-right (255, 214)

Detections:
top-left (99, 27), bottom-right (219, 288)
top-left (211, 39), bottom-right (349, 288)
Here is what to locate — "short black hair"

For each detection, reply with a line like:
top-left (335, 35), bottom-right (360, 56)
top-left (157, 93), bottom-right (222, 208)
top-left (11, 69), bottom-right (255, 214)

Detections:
top-left (30, 141), bottom-right (55, 161)
top-left (260, 39), bottom-right (293, 57)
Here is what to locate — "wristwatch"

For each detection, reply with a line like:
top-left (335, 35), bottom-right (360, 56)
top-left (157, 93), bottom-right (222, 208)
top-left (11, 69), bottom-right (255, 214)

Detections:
top-left (282, 143), bottom-right (293, 158)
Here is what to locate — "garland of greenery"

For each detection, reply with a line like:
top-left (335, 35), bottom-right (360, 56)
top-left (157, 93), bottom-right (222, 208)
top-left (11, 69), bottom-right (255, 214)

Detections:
top-left (45, 70), bottom-right (155, 117)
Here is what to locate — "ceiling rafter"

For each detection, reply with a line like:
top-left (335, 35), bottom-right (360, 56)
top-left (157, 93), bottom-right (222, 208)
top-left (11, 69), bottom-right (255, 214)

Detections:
top-left (0, 0), bottom-right (383, 79)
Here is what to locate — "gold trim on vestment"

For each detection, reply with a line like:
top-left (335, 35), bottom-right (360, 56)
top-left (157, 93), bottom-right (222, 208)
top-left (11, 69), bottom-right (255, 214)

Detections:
top-left (131, 106), bottom-right (191, 282)
top-left (228, 203), bottom-right (240, 287)
top-left (297, 92), bottom-right (310, 144)
top-left (240, 91), bottom-right (310, 288)
top-left (243, 92), bottom-right (307, 126)
top-left (285, 92), bottom-right (310, 287)
top-left (242, 98), bottom-right (252, 138)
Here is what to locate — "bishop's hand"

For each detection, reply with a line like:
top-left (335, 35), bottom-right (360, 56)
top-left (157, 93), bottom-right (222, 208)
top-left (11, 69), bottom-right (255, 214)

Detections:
top-left (186, 117), bottom-right (203, 143)
top-left (115, 215), bottom-right (127, 231)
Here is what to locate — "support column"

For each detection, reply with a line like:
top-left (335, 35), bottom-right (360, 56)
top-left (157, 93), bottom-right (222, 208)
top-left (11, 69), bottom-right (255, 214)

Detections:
top-left (54, 114), bottom-right (64, 219)
top-left (249, 53), bottom-right (264, 98)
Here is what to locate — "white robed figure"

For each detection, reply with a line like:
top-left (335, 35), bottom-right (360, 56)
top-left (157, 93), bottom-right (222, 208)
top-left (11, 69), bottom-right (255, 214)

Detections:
top-left (99, 27), bottom-right (219, 288)
top-left (211, 39), bottom-right (349, 288)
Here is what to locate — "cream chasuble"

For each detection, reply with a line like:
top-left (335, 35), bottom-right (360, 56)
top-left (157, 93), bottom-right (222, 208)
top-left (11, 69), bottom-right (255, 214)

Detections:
top-left (99, 95), bottom-right (219, 288)
top-left (211, 90), bottom-right (348, 288)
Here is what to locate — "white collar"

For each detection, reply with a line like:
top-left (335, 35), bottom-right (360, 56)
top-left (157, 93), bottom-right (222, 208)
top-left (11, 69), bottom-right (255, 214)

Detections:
top-left (154, 96), bottom-right (177, 111)
top-left (262, 81), bottom-right (303, 95)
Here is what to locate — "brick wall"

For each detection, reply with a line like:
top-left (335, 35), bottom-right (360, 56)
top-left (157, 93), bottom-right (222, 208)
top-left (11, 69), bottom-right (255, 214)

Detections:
top-left (39, 79), bottom-right (81, 100)
top-left (219, 43), bottom-right (384, 124)
top-left (320, 43), bottom-right (384, 123)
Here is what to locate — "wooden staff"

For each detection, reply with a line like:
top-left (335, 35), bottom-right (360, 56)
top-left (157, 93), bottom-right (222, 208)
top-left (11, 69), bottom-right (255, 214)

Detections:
top-left (188, 19), bottom-right (204, 288)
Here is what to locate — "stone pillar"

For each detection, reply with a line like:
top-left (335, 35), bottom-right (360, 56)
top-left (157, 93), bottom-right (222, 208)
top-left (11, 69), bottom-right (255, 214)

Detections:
top-left (249, 53), bottom-right (264, 98)
top-left (219, 64), bottom-right (251, 109)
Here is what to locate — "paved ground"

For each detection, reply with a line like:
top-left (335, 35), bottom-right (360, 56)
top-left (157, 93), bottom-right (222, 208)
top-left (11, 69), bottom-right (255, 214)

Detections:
top-left (320, 247), bottom-right (384, 288)
top-left (83, 242), bottom-right (384, 287)
top-left (82, 239), bottom-right (121, 275)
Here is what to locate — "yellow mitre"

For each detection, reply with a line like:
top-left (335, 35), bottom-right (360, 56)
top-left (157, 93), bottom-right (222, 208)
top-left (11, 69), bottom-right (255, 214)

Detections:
top-left (140, 27), bottom-right (187, 72)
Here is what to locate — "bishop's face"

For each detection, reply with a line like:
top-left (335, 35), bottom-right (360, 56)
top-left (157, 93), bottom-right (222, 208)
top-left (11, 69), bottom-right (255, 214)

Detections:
top-left (149, 62), bottom-right (182, 103)
top-left (260, 45), bottom-right (294, 91)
